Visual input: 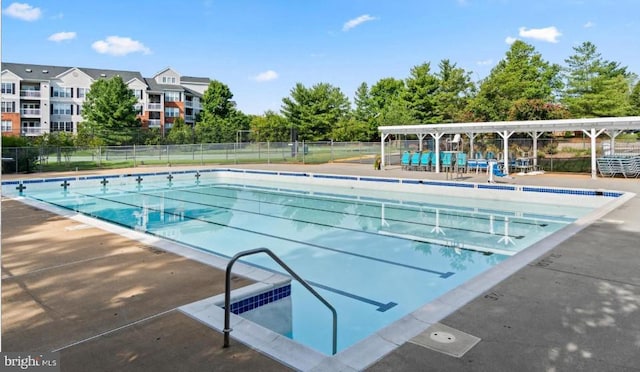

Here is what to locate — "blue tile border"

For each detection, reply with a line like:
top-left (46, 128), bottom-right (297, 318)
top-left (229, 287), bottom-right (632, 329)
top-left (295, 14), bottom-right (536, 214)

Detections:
top-left (228, 284), bottom-right (291, 315)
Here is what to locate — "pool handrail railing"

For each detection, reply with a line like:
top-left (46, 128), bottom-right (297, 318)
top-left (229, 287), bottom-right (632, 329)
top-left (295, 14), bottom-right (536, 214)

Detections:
top-left (223, 247), bottom-right (338, 355)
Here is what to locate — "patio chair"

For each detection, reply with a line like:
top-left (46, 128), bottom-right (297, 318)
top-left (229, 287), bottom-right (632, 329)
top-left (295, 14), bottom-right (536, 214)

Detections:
top-left (419, 152), bottom-right (431, 171)
top-left (455, 152), bottom-right (467, 175)
top-left (410, 151), bottom-right (422, 170)
top-left (401, 151), bottom-right (411, 170)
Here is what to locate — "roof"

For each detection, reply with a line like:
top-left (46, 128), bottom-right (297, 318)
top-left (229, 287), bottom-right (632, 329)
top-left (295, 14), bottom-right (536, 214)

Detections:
top-left (78, 67), bottom-right (145, 83)
top-left (379, 117), bottom-right (640, 136)
top-left (181, 76), bottom-right (210, 84)
top-left (1, 62), bottom-right (72, 80)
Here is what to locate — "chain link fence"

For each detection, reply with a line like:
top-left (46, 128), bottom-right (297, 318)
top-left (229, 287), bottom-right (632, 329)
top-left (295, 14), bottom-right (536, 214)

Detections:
top-left (2, 137), bottom-right (637, 174)
top-left (1, 141), bottom-right (382, 173)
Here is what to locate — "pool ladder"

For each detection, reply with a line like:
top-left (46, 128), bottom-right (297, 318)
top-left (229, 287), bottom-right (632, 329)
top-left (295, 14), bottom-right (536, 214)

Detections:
top-left (223, 247), bottom-right (338, 355)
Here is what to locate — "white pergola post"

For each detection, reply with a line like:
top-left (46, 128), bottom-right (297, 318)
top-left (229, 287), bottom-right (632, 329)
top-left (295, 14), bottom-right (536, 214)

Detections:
top-left (527, 131), bottom-right (544, 168)
top-left (430, 132), bottom-right (444, 173)
top-left (497, 130), bottom-right (514, 175)
top-left (606, 129), bottom-right (623, 155)
top-left (466, 132), bottom-right (477, 158)
top-left (582, 128), bottom-right (606, 179)
top-left (417, 133), bottom-right (426, 151)
top-left (380, 133), bottom-right (389, 167)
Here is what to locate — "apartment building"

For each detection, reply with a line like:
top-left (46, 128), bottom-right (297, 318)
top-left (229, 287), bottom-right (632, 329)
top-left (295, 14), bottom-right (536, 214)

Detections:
top-left (0, 62), bottom-right (209, 137)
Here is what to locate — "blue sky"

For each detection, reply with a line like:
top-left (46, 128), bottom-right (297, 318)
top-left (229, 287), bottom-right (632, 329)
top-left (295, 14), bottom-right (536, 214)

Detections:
top-left (2, 0), bottom-right (639, 115)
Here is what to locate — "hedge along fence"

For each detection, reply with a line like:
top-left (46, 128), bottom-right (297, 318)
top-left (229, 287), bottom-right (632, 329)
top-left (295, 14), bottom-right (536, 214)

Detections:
top-left (537, 156), bottom-right (592, 173)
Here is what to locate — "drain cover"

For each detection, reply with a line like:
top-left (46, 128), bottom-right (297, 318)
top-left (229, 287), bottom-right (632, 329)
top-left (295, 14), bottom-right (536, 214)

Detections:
top-left (430, 331), bottom-right (456, 343)
top-left (410, 323), bottom-right (480, 358)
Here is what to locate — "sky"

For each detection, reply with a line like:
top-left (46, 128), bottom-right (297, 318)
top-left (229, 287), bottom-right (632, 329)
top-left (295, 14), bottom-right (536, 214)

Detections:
top-left (2, 0), bottom-right (639, 115)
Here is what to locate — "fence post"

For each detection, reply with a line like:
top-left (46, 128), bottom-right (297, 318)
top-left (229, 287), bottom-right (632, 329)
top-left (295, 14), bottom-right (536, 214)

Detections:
top-left (15, 148), bottom-right (18, 173)
top-left (133, 144), bottom-right (137, 167)
top-left (302, 140), bottom-right (305, 164)
top-left (330, 140), bottom-right (334, 162)
top-left (167, 145), bottom-right (170, 165)
top-left (267, 141), bottom-right (270, 164)
top-left (201, 143), bottom-right (204, 165)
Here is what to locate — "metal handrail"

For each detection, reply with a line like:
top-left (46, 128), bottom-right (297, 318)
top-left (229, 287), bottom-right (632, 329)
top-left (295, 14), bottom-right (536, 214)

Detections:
top-left (223, 247), bottom-right (338, 355)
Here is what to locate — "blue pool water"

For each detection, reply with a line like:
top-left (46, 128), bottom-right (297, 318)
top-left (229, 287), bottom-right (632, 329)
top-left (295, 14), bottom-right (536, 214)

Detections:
top-left (4, 171), bottom-right (601, 354)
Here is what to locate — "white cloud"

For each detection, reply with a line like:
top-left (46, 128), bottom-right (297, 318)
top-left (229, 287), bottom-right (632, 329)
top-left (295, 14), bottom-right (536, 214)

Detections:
top-left (48, 31), bottom-right (76, 42)
top-left (505, 36), bottom-right (517, 45)
top-left (584, 21), bottom-right (595, 28)
top-left (91, 36), bottom-right (151, 56)
top-left (476, 59), bottom-right (493, 66)
top-left (3, 2), bottom-right (42, 21)
top-left (343, 14), bottom-right (377, 31)
top-left (253, 70), bottom-right (279, 82)
top-left (518, 26), bottom-right (562, 43)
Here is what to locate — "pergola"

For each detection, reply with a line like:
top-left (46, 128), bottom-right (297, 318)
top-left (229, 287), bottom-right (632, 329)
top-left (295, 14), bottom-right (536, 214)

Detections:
top-left (379, 116), bottom-right (640, 179)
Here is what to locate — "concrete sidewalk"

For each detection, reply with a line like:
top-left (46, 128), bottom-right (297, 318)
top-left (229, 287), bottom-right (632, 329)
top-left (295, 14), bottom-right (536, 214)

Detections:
top-left (2, 163), bottom-right (639, 371)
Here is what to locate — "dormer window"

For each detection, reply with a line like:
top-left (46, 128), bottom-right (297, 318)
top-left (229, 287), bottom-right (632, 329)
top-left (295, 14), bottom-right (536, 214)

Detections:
top-left (25, 68), bottom-right (32, 73)
top-left (161, 76), bottom-right (177, 84)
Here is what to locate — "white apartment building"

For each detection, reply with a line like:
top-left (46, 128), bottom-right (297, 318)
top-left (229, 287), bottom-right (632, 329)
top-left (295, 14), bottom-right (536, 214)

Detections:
top-left (1, 62), bottom-right (209, 137)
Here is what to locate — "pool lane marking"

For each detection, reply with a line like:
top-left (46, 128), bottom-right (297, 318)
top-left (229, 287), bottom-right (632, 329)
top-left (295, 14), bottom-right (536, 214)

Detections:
top-left (212, 183), bottom-right (559, 227)
top-left (110, 187), bottom-right (520, 255)
top-left (53, 192), bottom-right (457, 279)
top-left (308, 281), bottom-right (398, 312)
top-left (233, 261), bottom-right (400, 312)
top-left (130, 186), bottom-right (530, 242)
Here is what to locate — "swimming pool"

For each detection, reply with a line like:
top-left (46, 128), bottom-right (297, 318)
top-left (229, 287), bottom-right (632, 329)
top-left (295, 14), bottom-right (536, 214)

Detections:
top-left (2, 168), bottom-right (625, 363)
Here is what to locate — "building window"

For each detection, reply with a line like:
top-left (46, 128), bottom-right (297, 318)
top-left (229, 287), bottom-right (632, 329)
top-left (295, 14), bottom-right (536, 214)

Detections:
top-left (131, 89), bottom-right (143, 100)
top-left (1, 83), bottom-right (15, 94)
top-left (77, 104), bottom-right (83, 115)
top-left (1, 101), bottom-right (16, 113)
top-left (162, 76), bottom-right (177, 84)
top-left (52, 103), bottom-right (72, 115)
top-left (164, 91), bottom-right (180, 102)
top-left (165, 107), bottom-right (179, 117)
top-left (50, 121), bottom-right (74, 132)
top-left (1, 120), bottom-right (12, 132)
top-left (52, 86), bottom-right (73, 98)
top-left (77, 88), bottom-right (89, 98)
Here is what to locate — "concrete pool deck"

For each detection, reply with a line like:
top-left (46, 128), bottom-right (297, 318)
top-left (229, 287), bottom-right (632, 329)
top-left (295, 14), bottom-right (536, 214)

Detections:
top-left (2, 163), bottom-right (639, 371)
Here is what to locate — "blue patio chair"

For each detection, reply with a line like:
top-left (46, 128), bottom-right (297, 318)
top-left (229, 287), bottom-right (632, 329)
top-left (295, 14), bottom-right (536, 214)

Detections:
top-left (441, 152), bottom-right (453, 171)
top-left (419, 152), bottom-right (431, 171)
top-left (467, 158), bottom-right (478, 173)
top-left (410, 151), bottom-right (421, 170)
top-left (401, 151), bottom-right (411, 170)
top-left (456, 153), bottom-right (467, 174)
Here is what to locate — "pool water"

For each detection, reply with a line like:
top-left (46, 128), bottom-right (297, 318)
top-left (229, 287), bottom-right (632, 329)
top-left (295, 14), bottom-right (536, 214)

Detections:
top-left (5, 172), bottom-right (598, 354)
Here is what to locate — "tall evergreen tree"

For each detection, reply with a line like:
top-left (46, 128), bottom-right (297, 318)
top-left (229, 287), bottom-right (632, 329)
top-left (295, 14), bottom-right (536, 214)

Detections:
top-left (563, 41), bottom-right (632, 117)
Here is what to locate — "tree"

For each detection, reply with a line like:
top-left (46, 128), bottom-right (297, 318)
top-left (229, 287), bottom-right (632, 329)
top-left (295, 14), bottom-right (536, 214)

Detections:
top-left (508, 99), bottom-right (570, 121)
top-left (630, 81), bottom-right (640, 115)
top-left (250, 111), bottom-right (289, 142)
top-left (433, 59), bottom-right (475, 123)
top-left (369, 77), bottom-right (412, 128)
top-left (563, 41), bottom-right (633, 117)
top-left (81, 76), bottom-right (140, 145)
top-left (330, 117), bottom-right (370, 141)
top-left (469, 41), bottom-right (562, 121)
top-left (195, 80), bottom-right (248, 142)
top-left (402, 62), bottom-right (439, 123)
top-left (281, 83), bottom-right (350, 141)
top-left (166, 117), bottom-right (193, 144)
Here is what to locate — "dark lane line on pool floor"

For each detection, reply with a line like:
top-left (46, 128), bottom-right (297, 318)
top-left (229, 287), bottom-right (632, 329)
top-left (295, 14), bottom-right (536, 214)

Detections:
top-left (42, 192), bottom-right (457, 279)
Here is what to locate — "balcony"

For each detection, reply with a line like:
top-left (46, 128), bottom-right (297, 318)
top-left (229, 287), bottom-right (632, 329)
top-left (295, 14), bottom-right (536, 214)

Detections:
top-left (147, 103), bottom-right (162, 110)
top-left (21, 127), bottom-right (43, 136)
top-left (20, 90), bottom-right (41, 97)
top-left (185, 114), bottom-right (195, 122)
top-left (21, 108), bottom-right (41, 116)
top-left (185, 101), bottom-right (193, 108)
top-left (148, 119), bottom-right (161, 128)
